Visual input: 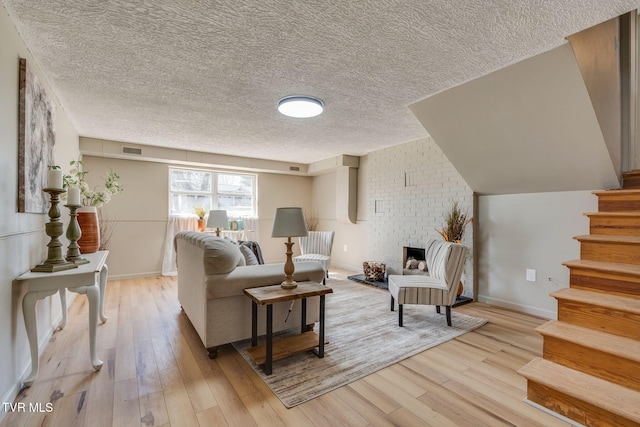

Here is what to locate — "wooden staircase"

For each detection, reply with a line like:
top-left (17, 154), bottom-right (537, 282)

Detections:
top-left (519, 171), bottom-right (640, 427)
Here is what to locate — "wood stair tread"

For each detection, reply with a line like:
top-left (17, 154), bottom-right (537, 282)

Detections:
top-left (584, 211), bottom-right (640, 217)
top-left (563, 259), bottom-right (640, 277)
top-left (518, 358), bottom-right (640, 423)
top-left (573, 234), bottom-right (640, 244)
top-left (592, 189), bottom-right (640, 196)
top-left (536, 321), bottom-right (640, 362)
top-left (551, 287), bottom-right (640, 313)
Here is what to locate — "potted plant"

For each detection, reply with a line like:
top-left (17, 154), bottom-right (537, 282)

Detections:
top-left (61, 159), bottom-right (124, 253)
top-left (436, 201), bottom-right (472, 243)
top-left (195, 206), bottom-right (206, 232)
top-left (436, 201), bottom-right (472, 295)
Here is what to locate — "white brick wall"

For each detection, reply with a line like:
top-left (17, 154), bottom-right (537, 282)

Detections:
top-left (367, 137), bottom-right (474, 296)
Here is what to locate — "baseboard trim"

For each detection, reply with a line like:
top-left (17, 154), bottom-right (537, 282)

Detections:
top-left (477, 295), bottom-right (555, 319)
top-left (107, 271), bottom-right (163, 280)
top-left (329, 261), bottom-right (362, 273)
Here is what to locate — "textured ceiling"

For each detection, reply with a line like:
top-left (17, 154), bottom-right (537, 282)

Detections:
top-left (2, 1), bottom-right (638, 164)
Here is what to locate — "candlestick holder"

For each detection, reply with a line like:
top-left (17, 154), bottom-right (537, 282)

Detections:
top-left (65, 204), bottom-right (90, 265)
top-left (32, 188), bottom-right (78, 272)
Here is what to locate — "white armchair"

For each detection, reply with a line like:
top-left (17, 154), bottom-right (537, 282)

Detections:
top-left (294, 231), bottom-right (335, 278)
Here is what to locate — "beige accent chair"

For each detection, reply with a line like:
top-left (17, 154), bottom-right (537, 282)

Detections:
top-left (294, 231), bottom-right (335, 278)
top-left (388, 238), bottom-right (468, 327)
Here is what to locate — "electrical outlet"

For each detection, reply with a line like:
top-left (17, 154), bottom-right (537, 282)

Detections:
top-left (343, 244), bottom-right (348, 252)
top-left (526, 269), bottom-right (536, 282)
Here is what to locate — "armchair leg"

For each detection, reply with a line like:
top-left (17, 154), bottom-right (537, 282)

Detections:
top-left (398, 304), bottom-right (403, 327)
top-left (445, 306), bottom-right (452, 326)
top-left (390, 296), bottom-right (395, 311)
top-left (436, 306), bottom-right (441, 314)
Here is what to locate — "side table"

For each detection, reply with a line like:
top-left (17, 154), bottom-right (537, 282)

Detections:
top-left (244, 281), bottom-right (333, 375)
top-left (15, 251), bottom-right (109, 387)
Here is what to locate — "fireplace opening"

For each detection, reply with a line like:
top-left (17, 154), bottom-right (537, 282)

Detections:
top-left (402, 246), bottom-right (428, 275)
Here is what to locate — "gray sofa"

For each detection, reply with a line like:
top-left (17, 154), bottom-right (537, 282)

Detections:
top-left (174, 231), bottom-right (325, 357)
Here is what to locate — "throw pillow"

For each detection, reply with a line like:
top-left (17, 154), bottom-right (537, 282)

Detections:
top-left (239, 244), bottom-right (259, 266)
top-left (418, 261), bottom-right (427, 271)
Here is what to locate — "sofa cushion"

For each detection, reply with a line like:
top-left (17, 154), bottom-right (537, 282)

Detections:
top-left (205, 261), bottom-right (325, 299)
top-left (175, 231), bottom-right (244, 274)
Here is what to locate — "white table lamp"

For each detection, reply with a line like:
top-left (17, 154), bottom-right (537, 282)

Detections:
top-left (271, 207), bottom-right (308, 289)
top-left (207, 210), bottom-right (228, 236)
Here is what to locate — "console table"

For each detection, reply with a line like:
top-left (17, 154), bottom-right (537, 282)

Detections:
top-left (244, 281), bottom-right (333, 375)
top-left (16, 251), bottom-right (109, 387)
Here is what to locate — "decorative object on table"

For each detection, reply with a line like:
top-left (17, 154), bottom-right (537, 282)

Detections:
top-left (436, 200), bottom-right (472, 296)
top-left (195, 206), bottom-right (206, 231)
top-left (271, 207), bottom-right (308, 289)
top-left (64, 189), bottom-right (89, 265)
top-left (76, 206), bottom-right (100, 253)
top-left (61, 158), bottom-right (124, 253)
top-left (97, 208), bottom-right (117, 251)
top-left (17, 58), bottom-right (57, 214)
top-left (206, 209), bottom-right (228, 236)
top-left (31, 186), bottom-right (77, 272)
top-left (363, 261), bottom-right (386, 282)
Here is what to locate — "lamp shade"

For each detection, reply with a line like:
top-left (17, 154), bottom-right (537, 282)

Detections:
top-left (206, 210), bottom-right (228, 229)
top-left (271, 207), bottom-right (308, 238)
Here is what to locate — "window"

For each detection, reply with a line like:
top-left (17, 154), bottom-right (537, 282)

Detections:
top-left (169, 167), bottom-right (256, 217)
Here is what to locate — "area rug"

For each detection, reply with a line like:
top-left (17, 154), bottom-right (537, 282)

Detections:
top-left (233, 279), bottom-right (488, 408)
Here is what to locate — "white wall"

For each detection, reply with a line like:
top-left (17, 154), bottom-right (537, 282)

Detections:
top-left (311, 157), bottom-right (369, 271)
top-left (0, 5), bottom-right (79, 413)
top-left (311, 138), bottom-right (475, 297)
top-left (254, 173), bottom-right (313, 263)
top-left (477, 190), bottom-right (597, 318)
top-left (81, 156), bottom-right (313, 277)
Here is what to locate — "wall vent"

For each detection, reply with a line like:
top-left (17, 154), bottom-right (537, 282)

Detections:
top-left (289, 166), bottom-right (300, 171)
top-left (122, 146), bottom-right (142, 155)
top-left (405, 171), bottom-right (418, 186)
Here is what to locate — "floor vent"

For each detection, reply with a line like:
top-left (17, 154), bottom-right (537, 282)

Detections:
top-left (289, 166), bottom-right (300, 171)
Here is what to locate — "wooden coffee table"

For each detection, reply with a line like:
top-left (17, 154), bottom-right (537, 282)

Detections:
top-left (244, 281), bottom-right (333, 375)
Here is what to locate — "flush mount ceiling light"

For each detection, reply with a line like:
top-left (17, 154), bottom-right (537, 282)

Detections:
top-left (277, 96), bottom-right (324, 118)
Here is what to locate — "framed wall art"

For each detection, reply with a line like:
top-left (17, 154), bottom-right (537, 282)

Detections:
top-left (18, 58), bottom-right (56, 213)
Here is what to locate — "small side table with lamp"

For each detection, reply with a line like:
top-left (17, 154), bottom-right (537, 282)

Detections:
top-left (207, 209), bottom-right (228, 236)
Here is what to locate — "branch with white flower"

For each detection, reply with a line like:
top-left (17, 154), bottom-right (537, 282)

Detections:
top-left (62, 159), bottom-right (124, 207)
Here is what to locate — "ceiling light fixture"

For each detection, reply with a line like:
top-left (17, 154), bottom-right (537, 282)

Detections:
top-left (277, 96), bottom-right (324, 118)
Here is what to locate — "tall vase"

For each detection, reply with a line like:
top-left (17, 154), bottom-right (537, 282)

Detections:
top-left (77, 206), bottom-right (100, 253)
top-left (197, 218), bottom-right (205, 232)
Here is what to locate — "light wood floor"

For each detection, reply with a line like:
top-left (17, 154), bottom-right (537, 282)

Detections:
top-left (1, 269), bottom-right (571, 427)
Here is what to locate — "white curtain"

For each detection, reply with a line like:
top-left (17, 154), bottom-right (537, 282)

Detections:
top-left (162, 215), bottom-right (198, 276)
top-left (241, 217), bottom-right (259, 242)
